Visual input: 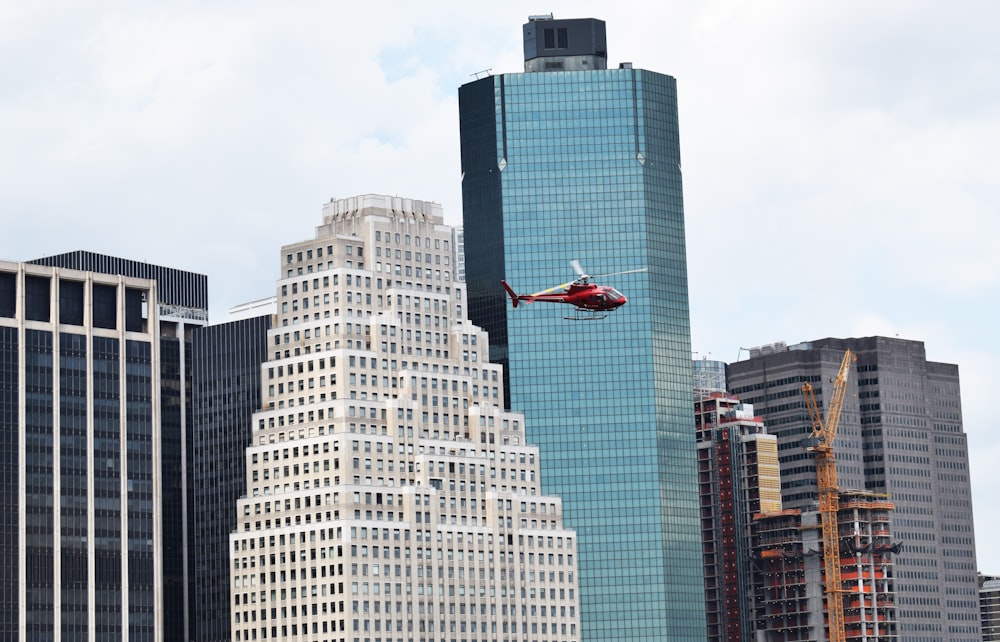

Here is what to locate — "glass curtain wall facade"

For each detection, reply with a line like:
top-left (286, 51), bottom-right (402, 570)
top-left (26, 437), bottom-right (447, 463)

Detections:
top-left (0, 323), bottom-right (17, 636)
top-left (190, 313), bottom-right (270, 642)
top-left (0, 260), bottom-right (162, 641)
top-left (159, 333), bottom-right (192, 642)
top-left (460, 20), bottom-right (706, 641)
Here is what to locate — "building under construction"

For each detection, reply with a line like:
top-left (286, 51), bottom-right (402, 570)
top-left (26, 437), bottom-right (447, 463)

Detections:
top-left (982, 575), bottom-right (1000, 641)
top-left (753, 491), bottom-right (899, 641)
top-left (729, 337), bottom-right (980, 639)
top-left (696, 392), bottom-right (782, 642)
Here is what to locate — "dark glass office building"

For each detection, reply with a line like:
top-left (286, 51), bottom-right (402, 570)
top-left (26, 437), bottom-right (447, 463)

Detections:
top-left (1, 253), bottom-right (208, 641)
top-left (728, 337), bottom-right (981, 642)
top-left (190, 312), bottom-right (270, 642)
top-left (460, 16), bottom-right (706, 641)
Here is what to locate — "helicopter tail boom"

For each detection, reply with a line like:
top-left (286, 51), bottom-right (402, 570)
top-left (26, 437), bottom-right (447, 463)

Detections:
top-left (501, 280), bottom-right (520, 308)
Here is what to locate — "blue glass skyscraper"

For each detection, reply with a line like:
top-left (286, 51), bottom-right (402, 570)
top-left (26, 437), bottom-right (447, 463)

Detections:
top-left (460, 15), bottom-right (706, 641)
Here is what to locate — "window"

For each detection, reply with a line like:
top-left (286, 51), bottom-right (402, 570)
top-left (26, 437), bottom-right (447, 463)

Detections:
top-left (58, 279), bottom-right (84, 325)
top-left (24, 275), bottom-right (52, 322)
top-left (91, 283), bottom-right (117, 329)
top-left (543, 27), bottom-right (568, 48)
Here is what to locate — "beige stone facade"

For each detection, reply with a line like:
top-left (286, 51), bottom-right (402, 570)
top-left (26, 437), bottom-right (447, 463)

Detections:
top-left (229, 195), bottom-right (579, 642)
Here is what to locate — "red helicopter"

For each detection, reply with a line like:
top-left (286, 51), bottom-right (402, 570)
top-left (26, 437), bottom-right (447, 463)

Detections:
top-left (501, 260), bottom-right (647, 320)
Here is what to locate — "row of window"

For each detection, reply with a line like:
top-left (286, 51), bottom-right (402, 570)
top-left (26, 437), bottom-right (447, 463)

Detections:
top-left (235, 619), bottom-right (575, 641)
top-left (287, 244), bottom-right (363, 265)
top-left (0, 273), bottom-right (147, 330)
top-left (372, 232), bottom-right (449, 250)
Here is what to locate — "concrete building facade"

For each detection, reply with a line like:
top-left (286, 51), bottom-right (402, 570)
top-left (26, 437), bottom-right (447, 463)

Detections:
top-left (728, 337), bottom-right (980, 642)
top-left (229, 195), bottom-right (580, 642)
top-left (460, 15), bottom-right (705, 641)
top-left (0, 253), bottom-right (208, 641)
top-left (452, 228), bottom-right (465, 283)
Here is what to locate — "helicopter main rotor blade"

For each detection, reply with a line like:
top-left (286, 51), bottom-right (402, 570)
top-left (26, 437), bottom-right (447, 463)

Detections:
top-left (588, 268), bottom-right (649, 279)
top-left (529, 281), bottom-right (574, 297)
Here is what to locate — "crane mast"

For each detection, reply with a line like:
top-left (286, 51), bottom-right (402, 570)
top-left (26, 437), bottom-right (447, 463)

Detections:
top-left (802, 349), bottom-right (855, 642)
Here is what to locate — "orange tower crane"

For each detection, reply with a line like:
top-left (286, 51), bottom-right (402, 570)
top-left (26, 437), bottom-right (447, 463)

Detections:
top-left (802, 349), bottom-right (855, 642)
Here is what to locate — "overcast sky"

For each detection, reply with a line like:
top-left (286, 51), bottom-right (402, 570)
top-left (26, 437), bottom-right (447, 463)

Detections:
top-left (2, 1), bottom-right (998, 573)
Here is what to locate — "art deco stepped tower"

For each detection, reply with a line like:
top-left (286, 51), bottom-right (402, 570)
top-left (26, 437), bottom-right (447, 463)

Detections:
top-left (460, 15), bottom-right (705, 641)
top-left (230, 195), bottom-right (580, 642)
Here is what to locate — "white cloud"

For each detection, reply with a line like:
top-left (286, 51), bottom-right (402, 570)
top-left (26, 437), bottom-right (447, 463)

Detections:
top-left (2, 0), bottom-right (999, 572)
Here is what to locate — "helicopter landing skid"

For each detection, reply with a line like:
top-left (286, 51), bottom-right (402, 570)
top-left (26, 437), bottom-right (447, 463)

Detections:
top-left (564, 314), bottom-right (608, 321)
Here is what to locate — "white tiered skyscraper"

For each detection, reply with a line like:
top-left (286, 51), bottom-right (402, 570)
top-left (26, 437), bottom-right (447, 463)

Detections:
top-left (230, 195), bottom-right (580, 642)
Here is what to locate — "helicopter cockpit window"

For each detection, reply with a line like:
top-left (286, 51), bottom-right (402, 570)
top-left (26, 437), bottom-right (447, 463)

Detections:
top-left (606, 289), bottom-right (624, 301)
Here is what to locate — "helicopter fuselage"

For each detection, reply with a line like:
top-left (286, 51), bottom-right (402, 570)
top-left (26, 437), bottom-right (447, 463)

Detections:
top-left (502, 280), bottom-right (627, 313)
